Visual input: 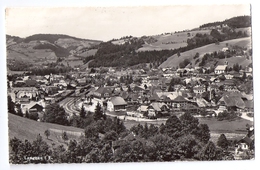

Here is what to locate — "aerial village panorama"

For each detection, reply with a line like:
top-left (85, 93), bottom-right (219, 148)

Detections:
top-left (6, 8), bottom-right (254, 163)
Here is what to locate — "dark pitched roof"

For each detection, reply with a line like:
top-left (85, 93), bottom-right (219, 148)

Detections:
top-left (239, 136), bottom-right (253, 145)
top-left (222, 95), bottom-right (245, 108)
top-left (25, 80), bottom-right (38, 86)
top-left (149, 102), bottom-right (167, 112)
top-left (95, 86), bottom-right (114, 94)
top-left (133, 86), bottom-right (144, 92)
top-left (172, 95), bottom-right (187, 102)
top-left (159, 95), bottom-right (171, 102)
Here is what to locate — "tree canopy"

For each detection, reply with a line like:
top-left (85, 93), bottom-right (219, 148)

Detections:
top-left (43, 103), bottom-right (68, 125)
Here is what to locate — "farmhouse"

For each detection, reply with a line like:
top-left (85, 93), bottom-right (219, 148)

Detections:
top-left (235, 127), bottom-right (254, 160)
top-left (93, 86), bottom-right (115, 101)
top-left (215, 65), bottom-right (227, 74)
top-left (107, 96), bottom-right (127, 112)
top-left (218, 95), bottom-right (245, 111)
top-left (222, 47), bottom-right (229, 52)
top-left (147, 102), bottom-right (168, 117)
top-left (244, 100), bottom-right (254, 112)
top-left (137, 105), bottom-right (149, 113)
top-left (132, 86), bottom-right (145, 96)
top-left (22, 102), bottom-right (44, 114)
top-left (12, 87), bottom-right (39, 102)
top-left (172, 95), bottom-right (188, 110)
top-left (193, 85), bottom-right (206, 94)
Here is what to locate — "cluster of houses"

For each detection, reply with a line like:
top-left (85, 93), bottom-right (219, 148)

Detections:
top-left (8, 61), bottom-right (253, 120)
top-left (80, 63), bottom-right (253, 119)
top-left (8, 72), bottom-right (86, 118)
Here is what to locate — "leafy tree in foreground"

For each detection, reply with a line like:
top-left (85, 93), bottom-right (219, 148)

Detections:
top-left (8, 96), bottom-right (15, 114)
top-left (85, 124), bottom-right (99, 139)
top-left (10, 134), bottom-right (52, 164)
top-left (174, 134), bottom-right (201, 159)
top-left (217, 134), bottom-right (229, 150)
top-left (103, 130), bottom-right (118, 142)
top-left (43, 103), bottom-right (68, 125)
top-left (80, 105), bottom-right (86, 118)
top-left (162, 115), bottom-right (183, 138)
top-left (94, 103), bottom-right (103, 121)
top-left (199, 141), bottom-right (217, 160)
top-left (62, 131), bottom-right (69, 144)
top-left (180, 112), bottom-right (199, 134)
top-left (44, 129), bottom-right (50, 139)
top-left (194, 124), bottom-right (210, 144)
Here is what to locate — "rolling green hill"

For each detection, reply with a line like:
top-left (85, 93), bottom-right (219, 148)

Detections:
top-left (6, 34), bottom-right (102, 71)
top-left (137, 30), bottom-right (211, 52)
top-left (159, 37), bottom-right (252, 68)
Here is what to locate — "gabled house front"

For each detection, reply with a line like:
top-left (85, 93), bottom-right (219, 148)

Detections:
top-left (107, 96), bottom-right (127, 112)
top-left (147, 102), bottom-right (168, 118)
top-left (215, 65), bottom-right (227, 74)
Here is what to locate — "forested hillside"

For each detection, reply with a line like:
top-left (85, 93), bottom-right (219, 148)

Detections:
top-left (23, 34), bottom-right (101, 44)
top-left (199, 16), bottom-right (251, 29)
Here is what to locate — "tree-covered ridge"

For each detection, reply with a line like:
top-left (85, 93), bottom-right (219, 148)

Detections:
top-left (199, 15), bottom-right (251, 29)
top-left (23, 34), bottom-right (102, 44)
top-left (6, 35), bottom-right (24, 43)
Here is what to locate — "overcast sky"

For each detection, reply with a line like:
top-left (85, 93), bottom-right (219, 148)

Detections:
top-left (5, 5), bottom-right (251, 41)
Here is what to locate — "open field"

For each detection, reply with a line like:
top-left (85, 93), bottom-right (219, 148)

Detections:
top-left (159, 37), bottom-right (251, 68)
top-left (199, 117), bottom-right (253, 143)
top-left (198, 117), bottom-right (253, 134)
top-left (7, 48), bottom-right (57, 64)
top-left (55, 38), bottom-right (99, 49)
top-left (62, 59), bottom-right (83, 68)
top-left (78, 49), bottom-right (98, 57)
top-left (8, 113), bottom-right (84, 147)
top-left (111, 39), bottom-right (129, 45)
top-left (137, 30), bottom-right (211, 52)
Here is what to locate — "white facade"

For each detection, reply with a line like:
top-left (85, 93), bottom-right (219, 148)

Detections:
top-left (215, 65), bottom-right (227, 74)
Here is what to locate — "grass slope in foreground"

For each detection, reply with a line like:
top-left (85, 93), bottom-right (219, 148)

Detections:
top-left (8, 113), bottom-right (84, 147)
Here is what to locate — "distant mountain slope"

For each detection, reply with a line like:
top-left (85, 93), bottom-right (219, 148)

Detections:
top-left (22, 34), bottom-right (102, 44)
top-left (159, 37), bottom-right (252, 69)
top-left (199, 15), bottom-right (251, 29)
top-left (6, 34), bottom-right (102, 70)
top-left (6, 15), bottom-right (251, 70)
top-left (137, 30), bottom-right (211, 52)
